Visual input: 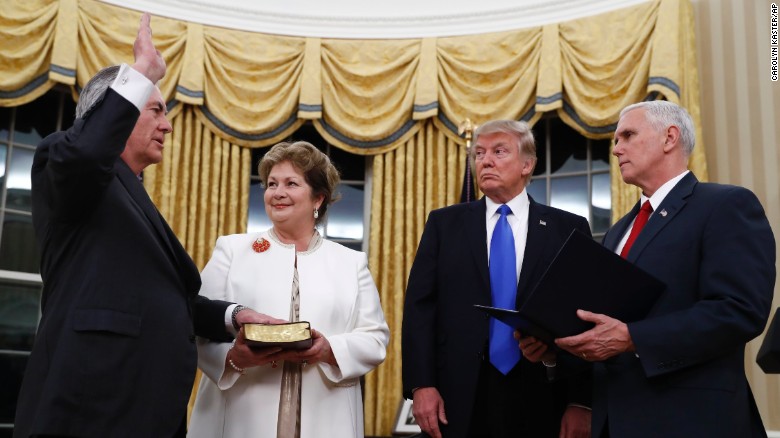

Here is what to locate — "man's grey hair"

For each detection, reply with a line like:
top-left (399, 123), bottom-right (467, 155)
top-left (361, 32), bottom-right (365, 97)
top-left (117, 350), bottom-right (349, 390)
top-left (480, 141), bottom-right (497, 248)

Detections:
top-left (75, 65), bottom-right (120, 119)
top-left (473, 119), bottom-right (537, 159)
top-left (620, 100), bottom-right (696, 156)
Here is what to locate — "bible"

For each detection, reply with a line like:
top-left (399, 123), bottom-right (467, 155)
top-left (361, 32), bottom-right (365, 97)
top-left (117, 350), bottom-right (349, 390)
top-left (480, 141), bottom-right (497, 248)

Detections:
top-left (244, 321), bottom-right (313, 349)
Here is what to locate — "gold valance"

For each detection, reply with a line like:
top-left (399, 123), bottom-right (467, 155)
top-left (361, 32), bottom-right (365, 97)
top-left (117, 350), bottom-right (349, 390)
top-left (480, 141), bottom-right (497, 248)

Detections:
top-left (2, 0), bottom-right (703, 158)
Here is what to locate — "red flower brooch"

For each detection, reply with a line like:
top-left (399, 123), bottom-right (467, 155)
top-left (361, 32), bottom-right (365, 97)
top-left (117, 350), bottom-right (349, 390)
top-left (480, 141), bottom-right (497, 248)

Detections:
top-left (252, 237), bottom-right (270, 253)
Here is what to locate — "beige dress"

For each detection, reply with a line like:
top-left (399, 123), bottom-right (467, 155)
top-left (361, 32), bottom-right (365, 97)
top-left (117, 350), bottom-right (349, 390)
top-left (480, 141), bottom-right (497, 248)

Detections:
top-left (276, 230), bottom-right (322, 438)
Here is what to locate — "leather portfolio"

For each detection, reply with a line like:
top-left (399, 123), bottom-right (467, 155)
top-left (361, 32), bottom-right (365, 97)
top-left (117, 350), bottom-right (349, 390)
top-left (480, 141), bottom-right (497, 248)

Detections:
top-left (476, 229), bottom-right (665, 344)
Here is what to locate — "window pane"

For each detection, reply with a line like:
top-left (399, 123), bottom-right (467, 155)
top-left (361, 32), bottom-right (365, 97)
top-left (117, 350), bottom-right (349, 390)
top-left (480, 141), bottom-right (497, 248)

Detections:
top-left (335, 240), bottom-right (362, 252)
top-left (250, 146), bottom-right (274, 178)
top-left (247, 181), bottom-right (272, 233)
top-left (592, 139), bottom-right (611, 171)
top-left (550, 175), bottom-right (588, 220)
top-left (549, 118), bottom-right (587, 174)
top-left (330, 147), bottom-right (366, 182)
top-left (0, 354), bottom-right (30, 424)
top-left (0, 279), bottom-right (39, 350)
top-left (6, 147), bottom-right (34, 212)
top-left (527, 179), bottom-right (547, 204)
top-left (13, 93), bottom-right (59, 146)
top-left (592, 173), bottom-right (611, 233)
top-left (0, 107), bottom-right (10, 141)
top-left (0, 213), bottom-right (39, 273)
top-left (61, 94), bottom-right (76, 130)
top-left (326, 184), bottom-right (364, 240)
top-left (292, 123), bottom-right (325, 149)
top-left (531, 121), bottom-right (547, 176)
top-left (0, 144), bottom-right (6, 192)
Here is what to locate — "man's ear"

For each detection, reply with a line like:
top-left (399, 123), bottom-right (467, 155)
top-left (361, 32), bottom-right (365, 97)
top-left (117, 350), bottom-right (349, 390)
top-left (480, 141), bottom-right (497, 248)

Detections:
top-left (663, 125), bottom-right (681, 153)
top-left (520, 156), bottom-right (536, 177)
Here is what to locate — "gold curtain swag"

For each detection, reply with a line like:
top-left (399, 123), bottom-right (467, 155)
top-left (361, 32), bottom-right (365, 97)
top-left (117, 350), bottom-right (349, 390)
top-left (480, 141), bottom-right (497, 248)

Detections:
top-left (0, 0), bottom-right (707, 435)
top-left (2, 0), bottom-right (703, 155)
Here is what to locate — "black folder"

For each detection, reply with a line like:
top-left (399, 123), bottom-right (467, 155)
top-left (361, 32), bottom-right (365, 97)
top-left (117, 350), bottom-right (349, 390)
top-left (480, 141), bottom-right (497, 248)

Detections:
top-left (475, 229), bottom-right (665, 344)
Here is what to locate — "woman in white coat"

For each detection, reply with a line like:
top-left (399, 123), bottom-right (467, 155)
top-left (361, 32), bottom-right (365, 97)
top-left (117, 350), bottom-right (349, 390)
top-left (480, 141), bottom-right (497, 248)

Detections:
top-left (188, 141), bottom-right (390, 438)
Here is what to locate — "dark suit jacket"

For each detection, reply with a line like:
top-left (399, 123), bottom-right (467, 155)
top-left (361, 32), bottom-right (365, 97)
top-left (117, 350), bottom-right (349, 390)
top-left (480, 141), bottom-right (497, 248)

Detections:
top-left (14, 89), bottom-right (231, 437)
top-left (596, 172), bottom-right (775, 438)
top-left (402, 197), bottom-right (592, 438)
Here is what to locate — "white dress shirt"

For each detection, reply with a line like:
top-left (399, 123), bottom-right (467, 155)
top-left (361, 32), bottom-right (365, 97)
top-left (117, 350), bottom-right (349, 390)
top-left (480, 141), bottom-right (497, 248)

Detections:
top-left (485, 190), bottom-right (530, 283)
top-left (615, 170), bottom-right (690, 255)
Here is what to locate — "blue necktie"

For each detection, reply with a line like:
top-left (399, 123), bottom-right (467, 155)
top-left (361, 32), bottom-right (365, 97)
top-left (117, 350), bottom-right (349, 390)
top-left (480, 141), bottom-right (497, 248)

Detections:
top-left (489, 204), bottom-right (520, 375)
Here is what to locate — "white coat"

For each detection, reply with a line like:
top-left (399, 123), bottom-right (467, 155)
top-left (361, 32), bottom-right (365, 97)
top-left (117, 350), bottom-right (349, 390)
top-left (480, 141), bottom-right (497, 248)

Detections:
top-left (188, 231), bottom-right (390, 438)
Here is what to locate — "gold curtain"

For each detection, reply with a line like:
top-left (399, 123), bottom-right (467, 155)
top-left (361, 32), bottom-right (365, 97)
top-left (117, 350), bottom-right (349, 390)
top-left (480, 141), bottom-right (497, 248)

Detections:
top-left (0, 0), bottom-right (59, 105)
top-left (365, 120), bottom-right (468, 433)
top-left (144, 106), bottom-right (251, 268)
top-left (609, 0), bottom-right (708, 219)
top-left (314, 39), bottom-right (424, 154)
top-left (0, 0), bottom-right (704, 157)
top-left (0, 0), bottom-right (707, 435)
top-left (434, 28), bottom-right (544, 139)
top-left (143, 107), bottom-right (252, 422)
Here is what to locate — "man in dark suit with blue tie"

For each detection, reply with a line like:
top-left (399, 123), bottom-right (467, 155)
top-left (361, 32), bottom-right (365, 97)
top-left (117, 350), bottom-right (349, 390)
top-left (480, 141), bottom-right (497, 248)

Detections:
top-left (402, 120), bottom-right (593, 438)
top-left (13, 14), bottom-right (274, 438)
top-left (553, 101), bottom-right (776, 437)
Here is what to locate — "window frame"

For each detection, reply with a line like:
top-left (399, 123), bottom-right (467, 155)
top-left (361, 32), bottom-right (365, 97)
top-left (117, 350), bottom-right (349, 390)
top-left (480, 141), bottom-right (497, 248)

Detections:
top-left (529, 116), bottom-right (612, 239)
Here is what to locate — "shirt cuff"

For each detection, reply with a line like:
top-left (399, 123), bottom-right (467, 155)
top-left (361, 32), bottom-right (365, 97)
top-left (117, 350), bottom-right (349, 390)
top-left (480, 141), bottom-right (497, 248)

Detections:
top-left (109, 63), bottom-right (154, 113)
top-left (567, 403), bottom-right (592, 411)
top-left (225, 304), bottom-right (239, 335)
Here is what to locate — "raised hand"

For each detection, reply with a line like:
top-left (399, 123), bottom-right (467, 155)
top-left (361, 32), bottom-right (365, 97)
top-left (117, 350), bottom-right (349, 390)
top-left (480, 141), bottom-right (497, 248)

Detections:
top-left (132, 13), bottom-right (166, 84)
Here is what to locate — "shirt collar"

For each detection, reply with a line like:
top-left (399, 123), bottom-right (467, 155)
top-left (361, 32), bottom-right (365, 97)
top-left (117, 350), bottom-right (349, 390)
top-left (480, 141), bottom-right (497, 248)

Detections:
top-left (641, 170), bottom-right (689, 210)
top-left (486, 189), bottom-right (529, 219)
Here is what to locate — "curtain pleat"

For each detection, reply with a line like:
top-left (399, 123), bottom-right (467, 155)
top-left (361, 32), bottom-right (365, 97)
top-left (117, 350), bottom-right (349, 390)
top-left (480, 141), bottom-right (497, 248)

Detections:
top-left (318, 39), bottom-right (420, 149)
top-left (1, 0), bottom-right (705, 157)
top-left (434, 28), bottom-right (542, 143)
top-left (145, 106), bottom-right (250, 269)
top-left (0, 0), bottom-right (58, 106)
top-left (609, 0), bottom-right (707, 221)
top-left (200, 26), bottom-right (306, 145)
top-left (364, 120), bottom-right (467, 433)
top-left (144, 107), bottom-right (251, 424)
top-left (556, 2), bottom-right (658, 136)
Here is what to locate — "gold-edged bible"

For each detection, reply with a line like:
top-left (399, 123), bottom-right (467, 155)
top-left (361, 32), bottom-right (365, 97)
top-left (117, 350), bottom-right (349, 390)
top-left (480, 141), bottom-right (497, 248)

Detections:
top-left (244, 321), bottom-right (313, 349)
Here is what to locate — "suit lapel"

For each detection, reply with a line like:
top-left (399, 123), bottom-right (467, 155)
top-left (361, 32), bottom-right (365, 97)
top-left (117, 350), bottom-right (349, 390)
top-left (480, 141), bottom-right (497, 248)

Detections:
top-left (625, 173), bottom-right (697, 262)
top-left (467, 198), bottom-right (491, 290)
top-left (604, 203), bottom-right (640, 252)
top-left (517, 200), bottom-right (547, 301)
top-left (115, 159), bottom-right (179, 265)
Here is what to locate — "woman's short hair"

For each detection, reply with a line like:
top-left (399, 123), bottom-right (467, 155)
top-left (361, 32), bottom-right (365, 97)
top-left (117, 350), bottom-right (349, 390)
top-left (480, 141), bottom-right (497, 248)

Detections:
top-left (258, 141), bottom-right (341, 225)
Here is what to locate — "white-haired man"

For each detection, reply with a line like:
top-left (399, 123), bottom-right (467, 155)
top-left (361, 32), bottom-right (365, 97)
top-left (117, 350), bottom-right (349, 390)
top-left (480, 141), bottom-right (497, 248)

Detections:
top-left (550, 101), bottom-right (775, 437)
